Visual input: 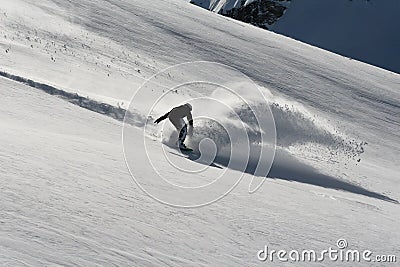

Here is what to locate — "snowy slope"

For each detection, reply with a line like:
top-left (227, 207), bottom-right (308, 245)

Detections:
top-left (1, 71), bottom-right (399, 266)
top-left (2, 0), bottom-right (399, 195)
top-left (1, 0), bottom-right (400, 265)
top-left (271, 0), bottom-right (400, 74)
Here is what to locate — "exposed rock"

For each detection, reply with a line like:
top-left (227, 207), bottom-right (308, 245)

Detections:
top-left (190, 0), bottom-right (290, 29)
top-left (224, 0), bottom-right (288, 29)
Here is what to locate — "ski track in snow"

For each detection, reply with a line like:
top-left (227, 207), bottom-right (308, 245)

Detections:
top-left (0, 71), bottom-right (146, 127)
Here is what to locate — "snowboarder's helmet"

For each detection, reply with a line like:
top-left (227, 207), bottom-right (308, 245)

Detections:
top-left (185, 103), bottom-right (192, 111)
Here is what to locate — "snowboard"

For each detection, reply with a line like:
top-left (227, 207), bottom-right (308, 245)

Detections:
top-left (179, 147), bottom-right (193, 152)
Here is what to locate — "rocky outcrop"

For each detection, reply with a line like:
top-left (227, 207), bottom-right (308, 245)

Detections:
top-left (190, 0), bottom-right (290, 29)
top-left (223, 0), bottom-right (289, 29)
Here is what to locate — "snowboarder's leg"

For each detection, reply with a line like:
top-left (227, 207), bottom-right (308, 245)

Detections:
top-left (169, 117), bottom-right (188, 149)
top-left (178, 124), bottom-right (187, 148)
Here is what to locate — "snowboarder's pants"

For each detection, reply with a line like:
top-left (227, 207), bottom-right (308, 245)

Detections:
top-left (169, 117), bottom-right (187, 146)
top-left (178, 124), bottom-right (187, 146)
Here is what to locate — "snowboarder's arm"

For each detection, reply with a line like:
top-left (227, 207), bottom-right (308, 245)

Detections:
top-left (154, 112), bottom-right (170, 124)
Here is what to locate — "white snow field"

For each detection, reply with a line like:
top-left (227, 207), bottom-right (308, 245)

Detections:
top-left (1, 0), bottom-right (399, 266)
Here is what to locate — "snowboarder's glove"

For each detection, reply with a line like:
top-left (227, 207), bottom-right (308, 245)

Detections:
top-left (189, 120), bottom-right (193, 126)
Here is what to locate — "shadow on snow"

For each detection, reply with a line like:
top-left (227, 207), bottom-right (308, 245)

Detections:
top-left (178, 147), bottom-right (398, 204)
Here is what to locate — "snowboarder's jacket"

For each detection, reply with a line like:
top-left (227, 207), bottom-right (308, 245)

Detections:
top-left (154, 103), bottom-right (193, 129)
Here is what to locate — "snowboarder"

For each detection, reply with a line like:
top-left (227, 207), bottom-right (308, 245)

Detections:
top-left (154, 103), bottom-right (193, 150)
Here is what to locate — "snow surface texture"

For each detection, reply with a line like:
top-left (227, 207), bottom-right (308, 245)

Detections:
top-left (271, 0), bottom-right (400, 74)
top-left (1, 0), bottom-right (399, 265)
